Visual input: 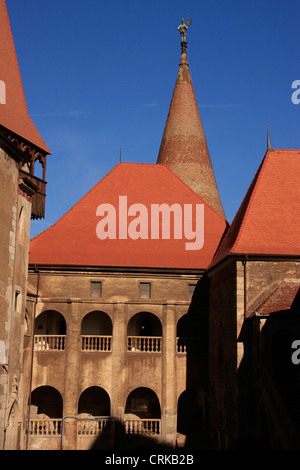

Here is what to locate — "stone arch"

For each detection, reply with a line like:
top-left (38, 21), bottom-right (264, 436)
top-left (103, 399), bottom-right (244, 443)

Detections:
top-left (78, 386), bottom-right (110, 417)
top-left (35, 310), bottom-right (66, 335)
top-left (125, 387), bottom-right (161, 419)
top-left (176, 313), bottom-right (190, 337)
top-left (30, 386), bottom-right (63, 418)
top-left (177, 389), bottom-right (206, 435)
top-left (81, 310), bottom-right (112, 335)
top-left (127, 312), bottom-right (162, 337)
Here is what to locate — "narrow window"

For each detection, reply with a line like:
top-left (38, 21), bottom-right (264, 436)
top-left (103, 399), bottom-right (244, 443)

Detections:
top-left (91, 281), bottom-right (102, 298)
top-left (140, 282), bottom-right (151, 299)
top-left (15, 290), bottom-right (21, 312)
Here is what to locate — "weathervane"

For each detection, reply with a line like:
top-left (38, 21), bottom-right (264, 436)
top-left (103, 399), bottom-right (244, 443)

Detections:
top-left (178, 16), bottom-right (192, 45)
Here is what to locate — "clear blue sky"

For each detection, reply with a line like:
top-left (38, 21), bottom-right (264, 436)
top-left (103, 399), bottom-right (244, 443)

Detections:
top-left (7, 0), bottom-right (300, 238)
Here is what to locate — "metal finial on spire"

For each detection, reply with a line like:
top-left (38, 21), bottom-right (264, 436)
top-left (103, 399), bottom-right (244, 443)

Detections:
top-left (178, 17), bottom-right (192, 51)
top-left (267, 125), bottom-right (273, 151)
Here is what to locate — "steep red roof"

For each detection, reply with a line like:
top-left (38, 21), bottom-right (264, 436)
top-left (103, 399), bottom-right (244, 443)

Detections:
top-left (29, 163), bottom-right (227, 269)
top-left (0, 0), bottom-right (50, 153)
top-left (211, 149), bottom-right (300, 266)
top-left (157, 44), bottom-right (225, 219)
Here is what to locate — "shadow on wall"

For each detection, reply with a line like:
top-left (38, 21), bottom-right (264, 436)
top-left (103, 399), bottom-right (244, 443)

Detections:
top-left (178, 275), bottom-right (210, 450)
top-left (89, 419), bottom-right (173, 452)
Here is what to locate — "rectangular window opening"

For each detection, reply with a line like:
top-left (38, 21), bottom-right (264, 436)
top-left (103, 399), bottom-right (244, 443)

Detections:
top-left (91, 281), bottom-right (102, 298)
top-left (140, 282), bottom-right (151, 299)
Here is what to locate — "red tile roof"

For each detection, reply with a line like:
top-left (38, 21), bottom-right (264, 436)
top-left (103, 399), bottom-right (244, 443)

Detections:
top-left (29, 163), bottom-right (227, 269)
top-left (0, 0), bottom-right (50, 153)
top-left (211, 149), bottom-right (300, 266)
top-left (254, 281), bottom-right (300, 316)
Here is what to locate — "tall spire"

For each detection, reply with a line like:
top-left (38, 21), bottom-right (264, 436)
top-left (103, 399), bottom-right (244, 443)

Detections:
top-left (0, 0), bottom-right (49, 153)
top-left (157, 19), bottom-right (225, 219)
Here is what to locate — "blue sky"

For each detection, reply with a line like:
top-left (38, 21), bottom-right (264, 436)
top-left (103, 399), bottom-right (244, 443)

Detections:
top-left (7, 0), bottom-right (300, 238)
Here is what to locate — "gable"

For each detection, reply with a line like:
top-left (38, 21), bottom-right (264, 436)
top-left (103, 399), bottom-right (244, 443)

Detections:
top-left (211, 149), bottom-right (300, 267)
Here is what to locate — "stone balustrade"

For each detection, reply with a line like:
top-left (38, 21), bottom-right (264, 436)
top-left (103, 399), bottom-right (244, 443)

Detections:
top-left (33, 334), bottom-right (201, 354)
top-left (28, 417), bottom-right (161, 438)
top-left (34, 335), bottom-right (65, 351)
top-left (28, 419), bottom-right (62, 435)
top-left (127, 336), bottom-right (162, 352)
top-left (124, 419), bottom-right (161, 436)
top-left (81, 335), bottom-right (112, 352)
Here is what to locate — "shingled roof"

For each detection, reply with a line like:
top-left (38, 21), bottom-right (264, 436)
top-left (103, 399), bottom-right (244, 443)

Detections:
top-left (0, 0), bottom-right (50, 153)
top-left (253, 281), bottom-right (300, 317)
top-left (211, 149), bottom-right (300, 267)
top-left (29, 163), bottom-right (227, 270)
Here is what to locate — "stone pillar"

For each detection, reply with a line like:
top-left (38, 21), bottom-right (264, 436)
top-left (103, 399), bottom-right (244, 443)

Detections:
top-left (161, 302), bottom-right (177, 447)
top-left (111, 302), bottom-right (126, 421)
top-left (109, 302), bottom-right (126, 446)
top-left (62, 302), bottom-right (81, 450)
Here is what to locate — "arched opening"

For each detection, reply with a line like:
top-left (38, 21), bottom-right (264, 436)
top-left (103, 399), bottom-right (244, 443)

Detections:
top-left (127, 312), bottom-right (162, 352)
top-left (177, 389), bottom-right (206, 436)
top-left (78, 386), bottom-right (110, 417)
top-left (34, 310), bottom-right (66, 350)
top-left (29, 386), bottom-right (63, 436)
top-left (4, 400), bottom-right (20, 450)
top-left (81, 311), bottom-right (112, 351)
top-left (33, 158), bottom-right (44, 180)
top-left (125, 387), bottom-right (161, 435)
top-left (30, 386), bottom-right (63, 418)
top-left (176, 314), bottom-right (202, 354)
top-left (77, 387), bottom-right (111, 436)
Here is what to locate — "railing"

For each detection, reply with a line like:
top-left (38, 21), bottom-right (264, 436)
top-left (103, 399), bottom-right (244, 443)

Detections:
top-left (34, 335), bottom-right (66, 351)
top-left (81, 335), bottom-right (112, 352)
top-left (28, 417), bottom-right (161, 439)
top-left (176, 337), bottom-right (204, 354)
top-left (77, 418), bottom-right (110, 436)
top-left (128, 336), bottom-right (162, 353)
top-left (124, 419), bottom-right (161, 436)
top-left (19, 169), bottom-right (46, 219)
top-left (28, 419), bottom-right (62, 436)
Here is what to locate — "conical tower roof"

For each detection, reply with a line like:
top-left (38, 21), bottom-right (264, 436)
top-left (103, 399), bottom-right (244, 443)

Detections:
top-left (0, 0), bottom-right (49, 153)
top-left (157, 23), bottom-right (225, 219)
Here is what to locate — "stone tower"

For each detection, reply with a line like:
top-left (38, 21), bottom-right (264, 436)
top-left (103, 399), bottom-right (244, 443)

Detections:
top-left (157, 21), bottom-right (226, 220)
top-left (0, 0), bottom-right (50, 450)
